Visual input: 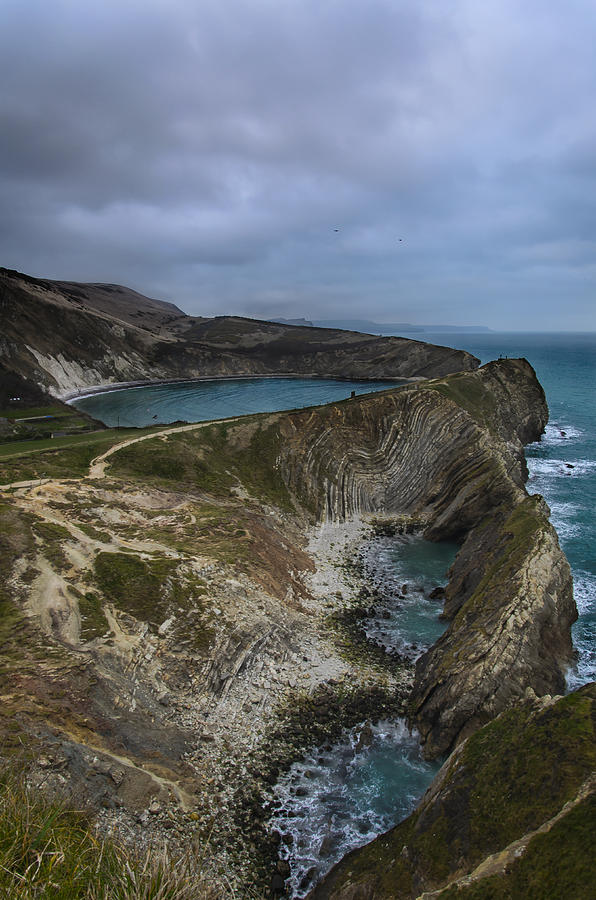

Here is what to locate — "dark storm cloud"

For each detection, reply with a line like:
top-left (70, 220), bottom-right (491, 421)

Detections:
top-left (1, 0), bottom-right (595, 329)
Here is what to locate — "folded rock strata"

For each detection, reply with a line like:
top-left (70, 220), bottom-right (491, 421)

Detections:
top-left (0, 348), bottom-right (579, 893)
top-left (275, 358), bottom-right (576, 755)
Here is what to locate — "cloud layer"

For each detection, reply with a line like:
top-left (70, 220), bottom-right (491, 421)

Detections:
top-left (1, 0), bottom-right (595, 328)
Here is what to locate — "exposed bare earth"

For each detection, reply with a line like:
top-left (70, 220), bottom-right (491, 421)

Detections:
top-left (1, 419), bottom-right (405, 890)
top-left (0, 359), bottom-right (582, 896)
top-left (1, 266), bottom-right (479, 398)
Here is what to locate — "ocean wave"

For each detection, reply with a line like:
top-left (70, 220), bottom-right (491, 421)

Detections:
top-left (529, 423), bottom-right (584, 447)
top-left (527, 457), bottom-right (596, 480)
top-left (536, 500), bottom-right (582, 538)
top-left (566, 631), bottom-right (596, 691)
top-left (269, 719), bottom-right (436, 897)
top-left (566, 573), bottom-right (596, 690)
top-left (551, 520), bottom-right (582, 540)
top-left (573, 572), bottom-right (596, 616)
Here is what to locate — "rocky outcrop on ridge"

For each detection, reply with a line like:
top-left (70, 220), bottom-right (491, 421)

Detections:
top-left (309, 684), bottom-right (596, 900)
top-left (0, 267), bottom-right (478, 397)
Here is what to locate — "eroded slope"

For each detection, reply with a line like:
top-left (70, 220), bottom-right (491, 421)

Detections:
top-left (0, 267), bottom-right (478, 396)
top-left (0, 357), bottom-right (578, 893)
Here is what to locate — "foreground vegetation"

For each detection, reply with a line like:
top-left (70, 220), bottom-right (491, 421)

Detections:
top-left (0, 425), bottom-right (168, 482)
top-left (0, 758), bottom-right (245, 900)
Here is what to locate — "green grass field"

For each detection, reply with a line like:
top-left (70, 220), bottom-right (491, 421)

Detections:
top-left (0, 426), bottom-right (167, 482)
top-left (0, 404), bottom-right (79, 420)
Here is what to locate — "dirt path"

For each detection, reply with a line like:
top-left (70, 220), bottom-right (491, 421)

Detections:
top-left (87, 416), bottom-right (240, 478)
top-left (0, 415), bottom-right (240, 490)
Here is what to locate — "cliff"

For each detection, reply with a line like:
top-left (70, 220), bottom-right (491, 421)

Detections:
top-left (0, 267), bottom-right (477, 397)
top-left (410, 495), bottom-right (576, 757)
top-left (278, 359), bottom-right (544, 536)
top-left (0, 351), bottom-right (580, 894)
top-left (309, 685), bottom-right (596, 900)
top-left (273, 359), bottom-right (576, 759)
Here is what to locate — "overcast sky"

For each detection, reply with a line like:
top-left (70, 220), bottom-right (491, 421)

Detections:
top-left (1, 0), bottom-right (595, 329)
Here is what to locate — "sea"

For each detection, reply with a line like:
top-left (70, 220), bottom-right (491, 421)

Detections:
top-left (72, 331), bottom-right (595, 896)
top-left (70, 376), bottom-right (404, 428)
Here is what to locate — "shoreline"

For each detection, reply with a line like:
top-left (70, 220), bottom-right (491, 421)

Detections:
top-left (62, 373), bottom-right (419, 403)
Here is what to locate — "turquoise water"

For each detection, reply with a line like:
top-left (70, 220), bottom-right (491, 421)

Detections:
top-left (270, 536), bottom-right (455, 896)
top-left (269, 719), bottom-right (440, 897)
top-left (360, 535), bottom-right (458, 660)
top-left (268, 330), bottom-right (596, 896)
top-left (70, 376), bottom-right (403, 427)
top-left (72, 334), bottom-right (595, 896)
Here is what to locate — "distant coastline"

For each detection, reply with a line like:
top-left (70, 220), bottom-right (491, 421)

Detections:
top-left (270, 317), bottom-right (493, 334)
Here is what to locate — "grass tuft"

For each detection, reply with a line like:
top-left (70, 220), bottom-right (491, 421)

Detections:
top-left (0, 756), bottom-right (254, 899)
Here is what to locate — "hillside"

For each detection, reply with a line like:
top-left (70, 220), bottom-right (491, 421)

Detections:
top-left (0, 267), bottom-right (478, 399)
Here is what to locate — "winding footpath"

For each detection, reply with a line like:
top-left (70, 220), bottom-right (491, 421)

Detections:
top-left (0, 415), bottom-right (240, 490)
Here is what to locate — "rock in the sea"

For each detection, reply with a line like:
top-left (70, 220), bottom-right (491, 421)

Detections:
top-left (355, 722), bottom-right (374, 752)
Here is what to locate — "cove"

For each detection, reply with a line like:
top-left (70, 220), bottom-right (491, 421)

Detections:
top-left (270, 534), bottom-right (457, 897)
top-left (70, 376), bottom-right (405, 428)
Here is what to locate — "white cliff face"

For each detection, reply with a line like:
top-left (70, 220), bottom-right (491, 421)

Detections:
top-left (26, 346), bottom-right (158, 396)
top-left (27, 347), bottom-right (111, 394)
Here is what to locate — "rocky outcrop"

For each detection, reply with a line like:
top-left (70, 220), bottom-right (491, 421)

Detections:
top-left (278, 359), bottom-right (546, 538)
top-left (410, 495), bottom-right (576, 758)
top-left (309, 685), bottom-right (596, 899)
top-left (275, 358), bottom-right (576, 757)
top-left (0, 350), bottom-right (581, 894)
top-left (0, 267), bottom-right (478, 396)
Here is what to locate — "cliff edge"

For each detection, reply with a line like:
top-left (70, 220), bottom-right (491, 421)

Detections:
top-left (273, 359), bottom-right (576, 755)
top-left (309, 685), bottom-right (596, 900)
top-left (0, 352), bottom-right (580, 895)
top-left (0, 267), bottom-right (478, 396)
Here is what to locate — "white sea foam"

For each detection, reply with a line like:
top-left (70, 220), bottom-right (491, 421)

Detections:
top-left (527, 457), bottom-right (596, 481)
top-left (566, 572), bottom-right (596, 690)
top-left (566, 628), bottom-right (596, 691)
top-left (269, 719), bottom-right (436, 897)
top-left (541, 500), bottom-right (583, 538)
top-left (573, 572), bottom-right (596, 616)
top-left (531, 423), bottom-right (584, 447)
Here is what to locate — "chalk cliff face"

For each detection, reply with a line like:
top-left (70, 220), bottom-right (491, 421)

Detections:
top-left (0, 267), bottom-right (477, 396)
